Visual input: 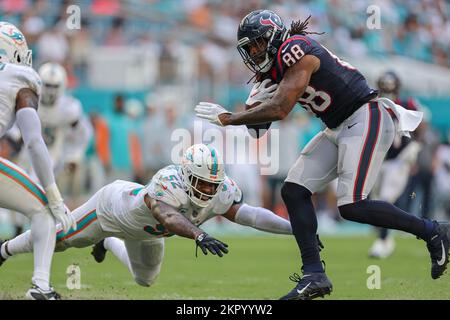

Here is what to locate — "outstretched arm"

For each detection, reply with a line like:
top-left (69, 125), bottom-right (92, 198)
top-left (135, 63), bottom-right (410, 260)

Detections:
top-left (146, 195), bottom-right (203, 239)
top-left (145, 195), bottom-right (229, 257)
top-left (196, 55), bottom-right (319, 126)
top-left (15, 88), bottom-right (76, 233)
top-left (223, 202), bottom-right (292, 235)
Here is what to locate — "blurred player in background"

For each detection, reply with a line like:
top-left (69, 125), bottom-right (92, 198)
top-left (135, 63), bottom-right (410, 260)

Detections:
top-left (0, 22), bottom-right (75, 299)
top-left (37, 62), bottom-right (93, 205)
top-left (368, 71), bottom-right (423, 259)
top-left (5, 62), bottom-right (92, 235)
top-left (195, 10), bottom-right (450, 300)
top-left (1, 144), bottom-right (299, 290)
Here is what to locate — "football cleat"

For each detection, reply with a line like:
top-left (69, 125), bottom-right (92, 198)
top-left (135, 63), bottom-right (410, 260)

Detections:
top-left (26, 285), bottom-right (61, 300)
top-left (369, 237), bottom-right (395, 259)
top-left (91, 239), bottom-right (107, 263)
top-left (279, 272), bottom-right (333, 300)
top-left (426, 221), bottom-right (450, 279)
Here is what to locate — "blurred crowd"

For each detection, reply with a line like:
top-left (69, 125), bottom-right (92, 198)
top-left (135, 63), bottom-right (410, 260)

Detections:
top-left (1, 0), bottom-right (450, 234)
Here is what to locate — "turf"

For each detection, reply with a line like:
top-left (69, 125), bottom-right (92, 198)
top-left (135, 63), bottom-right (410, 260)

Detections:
top-left (0, 235), bottom-right (448, 300)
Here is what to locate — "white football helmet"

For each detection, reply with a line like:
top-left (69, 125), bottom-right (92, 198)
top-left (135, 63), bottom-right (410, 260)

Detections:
top-left (181, 144), bottom-right (225, 207)
top-left (0, 22), bottom-right (32, 67)
top-left (38, 62), bottom-right (67, 106)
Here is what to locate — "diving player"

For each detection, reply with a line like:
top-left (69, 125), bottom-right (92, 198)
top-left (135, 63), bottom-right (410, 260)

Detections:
top-left (0, 22), bottom-right (75, 300)
top-left (195, 10), bottom-right (450, 300)
top-left (1, 144), bottom-right (294, 289)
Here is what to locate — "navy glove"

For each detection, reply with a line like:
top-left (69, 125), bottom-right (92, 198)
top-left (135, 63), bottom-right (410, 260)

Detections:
top-left (195, 232), bottom-right (229, 257)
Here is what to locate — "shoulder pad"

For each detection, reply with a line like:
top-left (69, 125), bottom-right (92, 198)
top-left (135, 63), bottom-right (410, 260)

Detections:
top-left (147, 165), bottom-right (189, 209)
top-left (276, 35), bottom-right (315, 70)
top-left (7, 64), bottom-right (42, 96)
top-left (210, 176), bottom-right (243, 214)
top-left (61, 95), bottom-right (82, 123)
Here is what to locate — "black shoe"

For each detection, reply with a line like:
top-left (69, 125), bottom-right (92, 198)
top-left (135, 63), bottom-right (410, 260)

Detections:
top-left (426, 221), bottom-right (450, 279)
top-left (279, 272), bottom-right (333, 300)
top-left (26, 285), bottom-right (61, 300)
top-left (91, 239), bottom-right (107, 263)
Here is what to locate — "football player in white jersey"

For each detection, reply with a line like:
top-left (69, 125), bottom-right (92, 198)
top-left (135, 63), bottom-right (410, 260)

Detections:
top-left (19, 62), bottom-right (92, 175)
top-left (1, 144), bottom-right (298, 290)
top-left (0, 22), bottom-right (75, 300)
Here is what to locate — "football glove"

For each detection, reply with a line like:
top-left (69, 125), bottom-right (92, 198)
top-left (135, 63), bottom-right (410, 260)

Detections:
top-left (245, 79), bottom-right (278, 106)
top-left (45, 183), bottom-right (77, 234)
top-left (194, 102), bottom-right (230, 126)
top-left (195, 232), bottom-right (229, 257)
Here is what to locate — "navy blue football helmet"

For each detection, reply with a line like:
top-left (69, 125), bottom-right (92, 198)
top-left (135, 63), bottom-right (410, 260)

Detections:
top-left (237, 10), bottom-right (288, 73)
top-left (377, 70), bottom-right (401, 95)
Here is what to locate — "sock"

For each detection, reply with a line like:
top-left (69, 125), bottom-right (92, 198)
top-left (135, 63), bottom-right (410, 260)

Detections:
top-left (339, 199), bottom-right (436, 242)
top-left (5, 230), bottom-right (34, 256)
top-left (281, 182), bottom-right (324, 273)
top-left (30, 212), bottom-right (56, 291)
top-left (104, 237), bottom-right (132, 272)
top-left (0, 241), bottom-right (12, 260)
top-left (379, 228), bottom-right (389, 240)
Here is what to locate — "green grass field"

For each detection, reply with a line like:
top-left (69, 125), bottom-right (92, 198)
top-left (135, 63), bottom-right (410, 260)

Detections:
top-left (0, 235), bottom-right (448, 300)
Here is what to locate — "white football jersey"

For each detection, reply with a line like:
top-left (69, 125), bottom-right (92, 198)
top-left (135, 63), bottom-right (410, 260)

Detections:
top-left (38, 95), bottom-right (82, 166)
top-left (96, 165), bottom-right (242, 241)
top-left (0, 62), bottom-right (41, 138)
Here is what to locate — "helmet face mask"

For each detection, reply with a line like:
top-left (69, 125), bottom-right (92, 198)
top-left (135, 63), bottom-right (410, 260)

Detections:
top-left (238, 33), bottom-right (274, 73)
top-left (180, 144), bottom-right (225, 208)
top-left (182, 167), bottom-right (223, 208)
top-left (377, 71), bottom-right (401, 98)
top-left (38, 63), bottom-right (67, 106)
top-left (237, 10), bottom-right (288, 74)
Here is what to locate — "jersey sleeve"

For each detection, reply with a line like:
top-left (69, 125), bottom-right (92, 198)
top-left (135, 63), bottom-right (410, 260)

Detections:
top-left (210, 177), bottom-right (243, 215)
top-left (4, 64), bottom-right (42, 106)
top-left (145, 166), bottom-right (190, 209)
top-left (276, 36), bottom-right (317, 70)
top-left (13, 65), bottom-right (42, 97)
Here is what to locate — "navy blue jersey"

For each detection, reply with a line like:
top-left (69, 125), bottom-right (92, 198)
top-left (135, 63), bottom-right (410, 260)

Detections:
top-left (265, 35), bottom-right (377, 128)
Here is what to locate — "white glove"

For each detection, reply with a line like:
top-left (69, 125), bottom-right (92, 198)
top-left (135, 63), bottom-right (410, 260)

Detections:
top-left (246, 79), bottom-right (278, 106)
top-left (194, 102), bottom-right (230, 126)
top-left (45, 183), bottom-right (77, 233)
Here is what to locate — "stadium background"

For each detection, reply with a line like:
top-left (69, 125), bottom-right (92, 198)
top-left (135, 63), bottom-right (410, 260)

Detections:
top-left (0, 0), bottom-right (449, 299)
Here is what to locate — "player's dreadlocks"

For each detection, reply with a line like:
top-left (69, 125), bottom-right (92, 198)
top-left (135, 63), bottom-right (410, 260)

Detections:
top-left (289, 15), bottom-right (325, 36)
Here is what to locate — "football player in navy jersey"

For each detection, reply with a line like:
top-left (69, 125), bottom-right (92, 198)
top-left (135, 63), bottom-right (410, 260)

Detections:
top-left (369, 71), bottom-right (423, 259)
top-left (195, 10), bottom-right (449, 300)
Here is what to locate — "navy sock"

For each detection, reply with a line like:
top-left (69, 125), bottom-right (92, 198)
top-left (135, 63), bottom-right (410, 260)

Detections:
top-left (339, 199), bottom-right (436, 241)
top-left (379, 228), bottom-right (389, 240)
top-left (281, 182), bottom-right (324, 273)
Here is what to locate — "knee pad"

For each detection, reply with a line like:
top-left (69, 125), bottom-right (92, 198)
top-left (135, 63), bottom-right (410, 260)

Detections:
top-left (281, 182), bottom-right (312, 205)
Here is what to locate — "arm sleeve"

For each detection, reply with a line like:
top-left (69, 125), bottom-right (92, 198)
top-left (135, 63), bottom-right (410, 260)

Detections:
top-left (15, 107), bottom-right (55, 188)
top-left (234, 203), bottom-right (292, 235)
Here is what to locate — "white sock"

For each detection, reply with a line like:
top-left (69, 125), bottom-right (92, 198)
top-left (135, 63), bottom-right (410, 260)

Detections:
top-left (5, 230), bottom-right (33, 256)
top-left (104, 237), bottom-right (131, 272)
top-left (30, 212), bottom-right (56, 291)
top-left (0, 241), bottom-right (12, 260)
